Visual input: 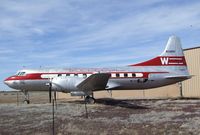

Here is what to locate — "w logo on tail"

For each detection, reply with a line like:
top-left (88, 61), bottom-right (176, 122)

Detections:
top-left (160, 57), bottom-right (169, 65)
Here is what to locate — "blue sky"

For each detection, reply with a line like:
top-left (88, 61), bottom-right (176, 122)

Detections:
top-left (1, 0), bottom-right (200, 90)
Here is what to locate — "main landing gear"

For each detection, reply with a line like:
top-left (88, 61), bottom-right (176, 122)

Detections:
top-left (22, 90), bottom-right (30, 104)
top-left (83, 95), bottom-right (95, 118)
top-left (85, 95), bottom-right (96, 104)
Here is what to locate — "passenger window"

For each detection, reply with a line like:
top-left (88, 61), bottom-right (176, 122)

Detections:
top-left (116, 73), bottom-right (120, 77)
top-left (128, 73), bottom-right (132, 77)
top-left (87, 74), bottom-right (92, 77)
top-left (74, 74), bottom-right (78, 77)
top-left (66, 74), bottom-right (70, 76)
top-left (83, 74), bottom-right (87, 78)
top-left (124, 73), bottom-right (128, 77)
top-left (119, 73), bottom-right (124, 77)
top-left (111, 73), bottom-right (116, 77)
top-left (58, 74), bottom-right (62, 77)
top-left (78, 74), bottom-right (83, 78)
top-left (132, 73), bottom-right (136, 77)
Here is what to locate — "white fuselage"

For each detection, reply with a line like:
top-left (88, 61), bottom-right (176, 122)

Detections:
top-left (4, 66), bottom-right (187, 93)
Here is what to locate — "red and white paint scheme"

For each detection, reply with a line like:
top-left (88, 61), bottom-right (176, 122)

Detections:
top-left (4, 36), bottom-right (191, 103)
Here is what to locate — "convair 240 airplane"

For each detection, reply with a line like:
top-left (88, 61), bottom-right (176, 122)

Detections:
top-left (4, 36), bottom-right (191, 103)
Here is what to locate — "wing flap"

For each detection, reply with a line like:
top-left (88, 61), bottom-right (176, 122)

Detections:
top-left (76, 73), bottom-right (111, 91)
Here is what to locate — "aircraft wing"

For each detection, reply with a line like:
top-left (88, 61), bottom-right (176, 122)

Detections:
top-left (76, 73), bottom-right (111, 91)
top-left (165, 75), bottom-right (192, 79)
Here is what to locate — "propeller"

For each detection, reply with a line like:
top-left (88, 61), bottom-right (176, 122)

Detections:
top-left (48, 78), bottom-right (57, 108)
top-left (48, 78), bottom-right (57, 135)
top-left (54, 90), bottom-right (56, 101)
top-left (54, 87), bottom-right (57, 109)
top-left (48, 81), bottom-right (52, 103)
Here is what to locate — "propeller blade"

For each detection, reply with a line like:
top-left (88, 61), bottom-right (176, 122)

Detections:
top-left (49, 82), bottom-right (52, 103)
top-left (54, 90), bottom-right (56, 101)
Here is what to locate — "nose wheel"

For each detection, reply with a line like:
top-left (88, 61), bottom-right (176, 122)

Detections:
top-left (85, 96), bottom-right (95, 104)
top-left (22, 90), bottom-right (30, 104)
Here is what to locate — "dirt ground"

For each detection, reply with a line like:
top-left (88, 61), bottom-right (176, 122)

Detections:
top-left (1, 92), bottom-right (200, 135)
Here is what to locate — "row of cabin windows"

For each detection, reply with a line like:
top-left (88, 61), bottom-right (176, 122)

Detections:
top-left (57, 73), bottom-right (137, 78)
top-left (111, 73), bottom-right (136, 78)
top-left (57, 74), bottom-right (91, 78)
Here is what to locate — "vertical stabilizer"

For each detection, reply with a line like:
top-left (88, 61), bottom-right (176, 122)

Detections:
top-left (129, 35), bottom-right (188, 67)
top-left (160, 36), bottom-right (184, 56)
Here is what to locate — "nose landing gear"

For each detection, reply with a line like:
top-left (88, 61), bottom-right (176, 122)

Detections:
top-left (22, 90), bottom-right (30, 104)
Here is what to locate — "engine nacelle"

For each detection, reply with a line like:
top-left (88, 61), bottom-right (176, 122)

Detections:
top-left (52, 77), bottom-right (84, 92)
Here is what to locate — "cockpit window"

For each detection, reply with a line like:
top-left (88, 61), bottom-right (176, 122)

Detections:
top-left (17, 72), bottom-right (26, 76)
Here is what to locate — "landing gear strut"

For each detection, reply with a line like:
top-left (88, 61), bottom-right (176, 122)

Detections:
top-left (85, 95), bottom-right (95, 104)
top-left (83, 94), bottom-right (95, 118)
top-left (22, 90), bottom-right (30, 104)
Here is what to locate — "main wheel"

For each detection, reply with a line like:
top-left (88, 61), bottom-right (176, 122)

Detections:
top-left (24, 100), bottom-right (30, 104)
top-left (85, 96), bottom-right (95, 104)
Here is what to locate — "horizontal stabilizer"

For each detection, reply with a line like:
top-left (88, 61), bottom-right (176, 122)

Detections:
top-left (76, 73), bottom-right (111, 91)
top-left (165, 75), bottom-right (192, 80)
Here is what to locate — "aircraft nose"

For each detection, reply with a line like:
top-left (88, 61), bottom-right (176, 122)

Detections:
top-left (4, 78), bottom-right (12, 86)
top-left (4, 77), bottom-right (16, 88)
top-left (4, 80), bottom-right (8, 85)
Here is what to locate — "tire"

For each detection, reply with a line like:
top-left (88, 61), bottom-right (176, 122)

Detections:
top-left (88, 97), bottom-right (95, 104)
top-left (24, 100), bottom-right (30, 104)
top-left (85, 96), bottom-right (95, 104)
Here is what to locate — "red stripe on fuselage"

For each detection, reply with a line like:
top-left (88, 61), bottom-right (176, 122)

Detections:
top-left (129, 56), bottom-right (187, 66)
top-left (4, 72), bottom-right (94, 81)
top-left (5, 73), bottom-right (43, 81)
top-left (5, 72), bottom-right (168, 81)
